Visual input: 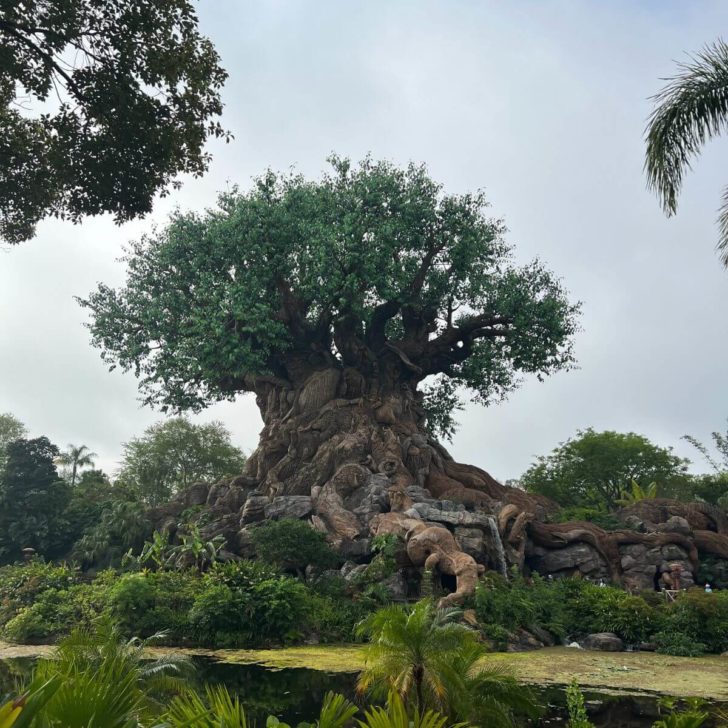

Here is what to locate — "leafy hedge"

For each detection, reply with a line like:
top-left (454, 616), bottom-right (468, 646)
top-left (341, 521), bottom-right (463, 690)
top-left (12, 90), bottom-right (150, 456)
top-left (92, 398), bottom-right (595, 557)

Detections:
top-left (472, 572), bottom-right (728, 655)
top-left (0, 559), bottom-right (369, 648)
top-left (2, 560), bottom-right (728, 655)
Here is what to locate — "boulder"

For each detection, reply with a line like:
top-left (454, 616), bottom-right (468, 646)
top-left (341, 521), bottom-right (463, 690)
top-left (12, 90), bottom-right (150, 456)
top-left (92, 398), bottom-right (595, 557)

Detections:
top-left (218, 485), bottom-right (248, 513)
top-left (657, 516), bottom-right (692, 537)
top-left (338, 537), bottom-right (372, 561)
top-left (532, 543), bottom-right (607, 576)
top-left (582, 632), bottom-right (624, 652)
top-left (185, 482), bottom-right (210, 506)
top-left (380, 571), bottom-right (408, 601)
top-left (199, 513), bottom-right (240, 545)
top-left (661, 544), bottom-right (689, 561)
top-left (454, 526), bottom-right (486, 562)
top-left (206, 482), bottom-right (228, 506)
top-left (343, 564), bottom-right (368, 582)
top-left (622, 563), bottom-right (657, 592)
top-left (264, 495), bottom-right (312, 521)
top-left (507, 628), bottom-right (547, 652)
top-left (235, 528), bottom-right (257, 558)
top-left (240, 495), bottom-right (269, 525)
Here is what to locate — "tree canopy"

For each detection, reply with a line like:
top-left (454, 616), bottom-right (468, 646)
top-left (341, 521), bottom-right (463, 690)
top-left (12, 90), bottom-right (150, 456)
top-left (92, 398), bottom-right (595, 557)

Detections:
top-left (82, 157), bottom-right (580, 431)
top-left (0, 412), bottom-right (26, 467)
top-left (0, 0), bottom-right (229, 244)
top-left (117, 417), bottom-right (246, 505)
top-left (0, 436), bottom-right (71, 561)
top-left (521, 428), bottom-right (689, 510)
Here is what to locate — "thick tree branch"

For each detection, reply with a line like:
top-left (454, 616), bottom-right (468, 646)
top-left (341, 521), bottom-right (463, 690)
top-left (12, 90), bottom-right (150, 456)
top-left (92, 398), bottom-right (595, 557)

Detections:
top-left (365, 299), bottom-right (401, 350)
top-left (410, 238), bottom-right (445, 295)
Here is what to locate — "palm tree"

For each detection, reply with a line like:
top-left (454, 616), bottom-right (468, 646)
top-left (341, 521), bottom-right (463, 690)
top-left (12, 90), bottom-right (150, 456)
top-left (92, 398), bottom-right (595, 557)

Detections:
top-left (437, 642), bottom-right (541, 728)
top-left (29, 619), bottom-right (189, 727)
top-left (358, 690), bottom-right (469, 728)
top-left (356, 600), bottom-right (477, 714)
top-left (357, 600), bottom-right (539, 724)
top-left (56, 443), bottom-right (98, 486)
top-left (645, 39), bottom-right (728, 268)
top-left (162, 684), bottom-right (251, 728)
top-left (616, 479), bottom-right (659, 506)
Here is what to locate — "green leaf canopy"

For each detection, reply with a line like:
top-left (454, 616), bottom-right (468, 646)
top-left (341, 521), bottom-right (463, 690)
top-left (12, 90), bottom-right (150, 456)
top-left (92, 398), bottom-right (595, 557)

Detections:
top-left (81, 157), bottom-right (580, 419)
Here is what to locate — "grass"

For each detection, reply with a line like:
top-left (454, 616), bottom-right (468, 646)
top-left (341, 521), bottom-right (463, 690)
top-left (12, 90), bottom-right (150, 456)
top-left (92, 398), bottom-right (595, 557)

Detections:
top-left (1, 642), bottom-right (726, 700)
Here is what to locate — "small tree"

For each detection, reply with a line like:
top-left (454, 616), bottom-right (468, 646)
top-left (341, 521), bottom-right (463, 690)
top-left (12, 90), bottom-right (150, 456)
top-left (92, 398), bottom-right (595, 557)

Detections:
top-left (0, 412), bottom-right (26, 469)
top-left (521, 429), bottom-right (689, 510)
top-left (57, 444), bottom-right (97, 486)
top-left (117, 417), bottom-right (246, 505)
top-left (251, 519), bottom-right (337, 577)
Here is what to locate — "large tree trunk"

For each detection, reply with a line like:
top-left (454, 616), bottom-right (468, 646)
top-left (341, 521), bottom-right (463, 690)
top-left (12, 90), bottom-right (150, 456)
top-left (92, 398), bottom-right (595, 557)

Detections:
top-left (231, 367), bottom-right (555, 605)
top-left (244, 366), bottom-right (550, 509)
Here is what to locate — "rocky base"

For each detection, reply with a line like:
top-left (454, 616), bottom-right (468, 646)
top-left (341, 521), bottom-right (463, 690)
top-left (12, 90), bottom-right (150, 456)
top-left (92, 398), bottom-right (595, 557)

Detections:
top-left (149, 464), bottom-right (728, 611)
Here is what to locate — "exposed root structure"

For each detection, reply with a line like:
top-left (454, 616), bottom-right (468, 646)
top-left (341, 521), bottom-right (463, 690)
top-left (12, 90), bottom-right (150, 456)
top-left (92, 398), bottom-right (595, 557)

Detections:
top-left (155, 370), bottom-right (728, 603)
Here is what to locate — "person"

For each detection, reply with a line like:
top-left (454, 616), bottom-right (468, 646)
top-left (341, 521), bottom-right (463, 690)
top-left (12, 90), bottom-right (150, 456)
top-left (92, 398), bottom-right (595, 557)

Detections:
top-left (705, 583), bottom-right (713, 593)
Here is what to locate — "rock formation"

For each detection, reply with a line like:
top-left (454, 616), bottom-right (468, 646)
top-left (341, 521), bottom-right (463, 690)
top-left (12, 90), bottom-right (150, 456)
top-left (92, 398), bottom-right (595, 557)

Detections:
top-left (149, 370), bottom-right (728, 605)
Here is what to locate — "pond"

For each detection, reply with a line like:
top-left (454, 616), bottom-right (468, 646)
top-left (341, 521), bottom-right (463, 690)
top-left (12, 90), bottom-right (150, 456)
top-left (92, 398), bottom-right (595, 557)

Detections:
top-left (1, 653), bottom-right (724, 726)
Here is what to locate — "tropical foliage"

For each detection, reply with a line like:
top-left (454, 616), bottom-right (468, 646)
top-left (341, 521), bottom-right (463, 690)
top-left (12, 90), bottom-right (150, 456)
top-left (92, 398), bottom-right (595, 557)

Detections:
top-left (250, 519), bottom-right (337, 577)
top-left (645, 39), bottom-right (728, 267)
top-left (56, 444), bottom-right (97, 486)
top-left (356, 599), bottom-right (539, 725)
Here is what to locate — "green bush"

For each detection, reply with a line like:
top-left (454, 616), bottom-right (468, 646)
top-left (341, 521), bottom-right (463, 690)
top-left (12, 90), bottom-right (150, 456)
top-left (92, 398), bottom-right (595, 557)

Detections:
top-left (554, 506), bottom-right (623, 531)
top-left (189, 563), bottom-right (312, 647)
top-left (657, 590), bottom-right (728, 655)
top-left (653, 630), bottom-right (707, 657)
top-left (250, 519), bottom-right (337, 575)
top-left (2, 569), bottom-right (117, 642)
top-left (108, 570), bottom-right (201, 641)
top-left (0, 560), bottom-right (77, 625)
top-left (563, 583), bottom-right (658, 644)
top-left (473, 572), bottom-right (568, 645)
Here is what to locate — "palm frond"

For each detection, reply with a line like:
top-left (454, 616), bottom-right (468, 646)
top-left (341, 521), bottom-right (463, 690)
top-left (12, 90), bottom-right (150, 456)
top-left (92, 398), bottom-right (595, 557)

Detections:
top-left (315, 691), bottom-right (358, 728)
top-left (645, 38), bottom-right (728, 265)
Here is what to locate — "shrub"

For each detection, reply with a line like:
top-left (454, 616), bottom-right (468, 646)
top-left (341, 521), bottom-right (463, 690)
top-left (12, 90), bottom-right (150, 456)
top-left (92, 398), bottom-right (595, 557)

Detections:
top-left (559, 582), bottom-right (658, 644)
top-left (554, 507), bottom-right (623, 532)
top-left (657, 590), bottom-right (728, 655)
top-left (108, 570), bottom-right (201, 641)
top-left (189, 564), bottom-right (312, 647)
top-left (2, 570), bottom-right (117, 643)
top-left (473, 572), bottom-right (567, 645)
top-left (250, 519), bottom-right (337, 576)
top-left (0, 561), bottom-right (78, 628)
top-left (653, 630), bottom-right (706, 657)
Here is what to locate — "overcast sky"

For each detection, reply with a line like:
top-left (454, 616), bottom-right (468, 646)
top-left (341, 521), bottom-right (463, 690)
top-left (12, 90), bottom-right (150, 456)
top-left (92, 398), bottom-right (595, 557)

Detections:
top-left (2, 0), bottom-right (727, 482)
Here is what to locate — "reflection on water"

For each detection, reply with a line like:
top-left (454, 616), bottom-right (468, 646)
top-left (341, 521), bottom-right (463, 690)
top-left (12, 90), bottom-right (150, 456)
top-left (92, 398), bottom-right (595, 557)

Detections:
top-left (0, 654), bottom-right (724, 726)
top-left (192, 659), bottom-right (358, 724)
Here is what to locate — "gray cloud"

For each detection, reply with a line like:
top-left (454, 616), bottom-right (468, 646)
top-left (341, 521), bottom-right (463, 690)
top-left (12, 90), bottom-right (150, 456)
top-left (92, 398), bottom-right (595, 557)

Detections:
top-left (1, 0), bottom-right (727, 481)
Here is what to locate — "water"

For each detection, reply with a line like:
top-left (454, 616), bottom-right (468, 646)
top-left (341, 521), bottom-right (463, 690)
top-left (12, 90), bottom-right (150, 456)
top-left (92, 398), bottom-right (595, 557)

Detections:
top-left (0, 655), bottom-right (724, 726)
top-left (485, 515), bottom-right (509, 577)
